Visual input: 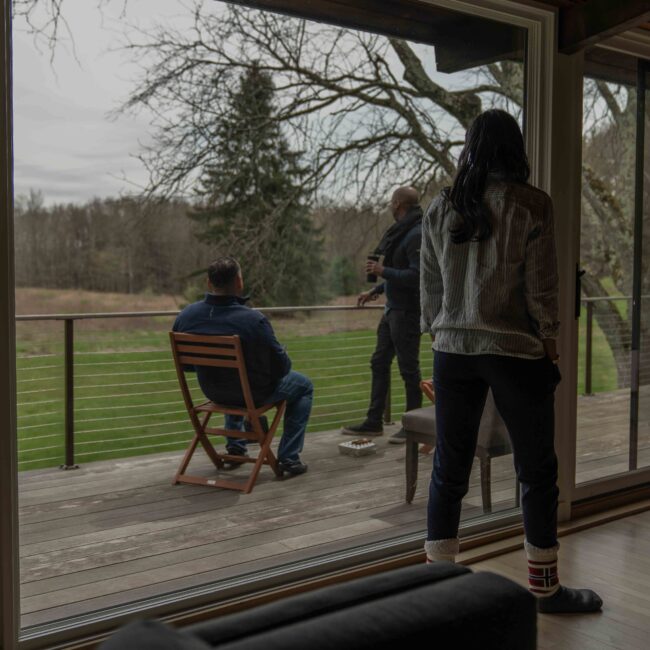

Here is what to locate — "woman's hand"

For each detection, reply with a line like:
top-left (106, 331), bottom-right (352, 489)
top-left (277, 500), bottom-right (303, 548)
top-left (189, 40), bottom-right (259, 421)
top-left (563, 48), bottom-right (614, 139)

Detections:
top-left (542, 338), bottom-right (559, 363)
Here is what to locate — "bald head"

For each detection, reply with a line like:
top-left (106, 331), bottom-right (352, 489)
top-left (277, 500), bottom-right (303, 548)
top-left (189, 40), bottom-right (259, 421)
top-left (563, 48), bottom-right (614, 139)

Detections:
top-left (390, 186), bottom-right (420, 221)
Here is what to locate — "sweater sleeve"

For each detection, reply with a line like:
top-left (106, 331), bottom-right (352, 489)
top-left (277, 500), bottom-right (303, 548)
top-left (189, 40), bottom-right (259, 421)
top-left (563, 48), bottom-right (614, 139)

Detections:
top-left (259, 316), bottom-right (292, 381)
top-left (524, 195), bottom-right (560, 340)
top-left (420, 206), bottom-right (443, 334)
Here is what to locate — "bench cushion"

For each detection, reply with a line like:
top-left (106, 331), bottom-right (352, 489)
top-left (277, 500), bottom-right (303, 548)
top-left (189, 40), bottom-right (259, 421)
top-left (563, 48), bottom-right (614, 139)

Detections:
top-left (402, 392), bottom-right (513, 454)
top-left (401, 405), bottom-right (436, 437)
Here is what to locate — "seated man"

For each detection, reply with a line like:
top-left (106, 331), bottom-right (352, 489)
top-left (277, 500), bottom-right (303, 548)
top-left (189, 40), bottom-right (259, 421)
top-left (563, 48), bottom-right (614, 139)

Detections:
top-left (172, 256), bottom-right (311, 476)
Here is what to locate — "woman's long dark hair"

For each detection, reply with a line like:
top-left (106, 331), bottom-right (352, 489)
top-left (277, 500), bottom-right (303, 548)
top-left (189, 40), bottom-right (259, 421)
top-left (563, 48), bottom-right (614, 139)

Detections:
top-left (447, 109), bottom-right (530, 244)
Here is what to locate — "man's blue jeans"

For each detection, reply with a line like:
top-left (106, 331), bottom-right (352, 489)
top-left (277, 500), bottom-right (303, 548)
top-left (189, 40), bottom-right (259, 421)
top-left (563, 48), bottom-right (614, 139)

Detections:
top-left (225, 370), bottom-right (313, 463)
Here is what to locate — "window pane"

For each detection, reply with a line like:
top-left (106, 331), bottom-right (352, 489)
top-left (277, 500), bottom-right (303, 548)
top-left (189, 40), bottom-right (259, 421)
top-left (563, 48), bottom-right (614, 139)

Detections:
top-left (637, 63), bottom-right (650, 469)
top-left (577, 48), bottom-right (650, 482)
top-left (14, 0), bottom-right (526, 631)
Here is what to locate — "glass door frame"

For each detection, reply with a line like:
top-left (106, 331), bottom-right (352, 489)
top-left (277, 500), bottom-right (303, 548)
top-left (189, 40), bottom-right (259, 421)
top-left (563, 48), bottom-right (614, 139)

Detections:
top-left (1, 1), bottom-right (559, 647)
top-left (572, 32), bottom-right (650, 502)
top-left (1, 0), bottom-right (19, 648)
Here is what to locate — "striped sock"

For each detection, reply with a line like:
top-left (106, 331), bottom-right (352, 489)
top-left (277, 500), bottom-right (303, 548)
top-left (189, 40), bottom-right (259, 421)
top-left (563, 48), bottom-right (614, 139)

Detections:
top-left (524, 540), bottom-right (560, 597)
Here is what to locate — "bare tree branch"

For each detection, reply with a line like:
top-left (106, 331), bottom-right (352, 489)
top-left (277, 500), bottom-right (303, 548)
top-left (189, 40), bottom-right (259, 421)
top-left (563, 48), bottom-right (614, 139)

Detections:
top-left (117, 2), bottom-right (521, 203)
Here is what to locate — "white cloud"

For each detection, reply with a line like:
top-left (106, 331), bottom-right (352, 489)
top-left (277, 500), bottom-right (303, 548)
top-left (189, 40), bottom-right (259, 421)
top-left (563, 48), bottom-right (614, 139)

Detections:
top-left (12, 0), bottom-right (185, 205)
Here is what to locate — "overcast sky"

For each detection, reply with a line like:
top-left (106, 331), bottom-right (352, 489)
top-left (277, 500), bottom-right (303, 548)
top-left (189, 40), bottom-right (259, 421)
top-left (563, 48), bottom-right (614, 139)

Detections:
top-left (11, 1), bottom-right (491, 207)
top-left (13, 0), bottom-right (190, 205)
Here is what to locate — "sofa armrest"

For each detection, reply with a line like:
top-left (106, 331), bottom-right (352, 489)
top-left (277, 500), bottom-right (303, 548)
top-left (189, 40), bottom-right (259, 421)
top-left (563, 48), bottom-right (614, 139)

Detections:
top-left (99, 565), bottom-right (536, 650)
top-left (210, 571), bottom-right (536, 650)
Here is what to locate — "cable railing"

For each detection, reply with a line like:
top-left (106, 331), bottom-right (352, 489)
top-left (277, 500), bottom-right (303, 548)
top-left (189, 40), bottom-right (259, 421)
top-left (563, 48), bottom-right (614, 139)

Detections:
top-left (580, 295), bottom-right (650, 395)
top-left (16, 295), bottom-right (648, 470)
top-left (16, 305), bottom-right (433, 471)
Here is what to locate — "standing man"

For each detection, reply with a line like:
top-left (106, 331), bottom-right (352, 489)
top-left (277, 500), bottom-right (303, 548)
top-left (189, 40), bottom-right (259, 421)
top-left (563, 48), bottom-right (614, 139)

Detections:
top-left (342, 186), bottom-right (423, 443)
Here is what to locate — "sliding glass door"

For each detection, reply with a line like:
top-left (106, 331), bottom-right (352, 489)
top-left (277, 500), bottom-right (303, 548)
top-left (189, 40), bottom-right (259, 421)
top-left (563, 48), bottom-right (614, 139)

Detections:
top-left (636, 61), bottom-right (650, 470)
top-left (576, 48), bottom-right (650, 491)
top-left (8, 1), bottom-right (555, 643)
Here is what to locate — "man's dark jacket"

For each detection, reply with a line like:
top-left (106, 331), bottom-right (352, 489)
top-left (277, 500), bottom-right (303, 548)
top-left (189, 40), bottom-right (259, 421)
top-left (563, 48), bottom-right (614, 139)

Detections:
top-left (373, 205), bottom-right (422, 312)
top-left (172, 294), bottom-right (291, 406)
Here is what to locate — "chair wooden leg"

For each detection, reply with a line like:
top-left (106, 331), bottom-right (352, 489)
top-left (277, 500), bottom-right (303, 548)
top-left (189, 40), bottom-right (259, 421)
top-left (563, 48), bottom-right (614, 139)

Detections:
top-left (174, 399), bottom-right (287, 494)
top-left (242, 403), bottom-right (286, 493)
top-left (174, 433), bottom-right (200, 484)
top-left (480, 457), bottom-right (492, 513)
top-left (265, 404), bottom-right (285, 477)
top-left (405, 436), bottom-right (419, 504)
top-left (244, 434), bottom-right (273, 494)
top-left (199, 434), bottom-right (223, 469)
top-left (198, 412), bottom-right (224, 469)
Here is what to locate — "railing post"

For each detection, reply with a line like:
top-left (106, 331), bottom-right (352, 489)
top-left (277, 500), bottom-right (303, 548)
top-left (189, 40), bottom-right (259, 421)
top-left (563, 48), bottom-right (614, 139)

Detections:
top-left (383, 373), bottom-right (392, 424)
top-left (584, 301), bottom-right (593, 396)
top-left (61, 318), bottom-right (79, 470)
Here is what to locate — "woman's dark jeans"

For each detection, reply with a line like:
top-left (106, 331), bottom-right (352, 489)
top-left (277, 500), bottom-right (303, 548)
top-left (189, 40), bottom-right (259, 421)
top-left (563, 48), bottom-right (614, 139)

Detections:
top-left (428, 351), bottom-right (561, 549)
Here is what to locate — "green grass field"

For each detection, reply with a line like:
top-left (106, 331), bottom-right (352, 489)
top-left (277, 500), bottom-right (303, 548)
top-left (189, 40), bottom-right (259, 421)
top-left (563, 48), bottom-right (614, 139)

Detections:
top-left (16, 312), bottom-right (620, 472)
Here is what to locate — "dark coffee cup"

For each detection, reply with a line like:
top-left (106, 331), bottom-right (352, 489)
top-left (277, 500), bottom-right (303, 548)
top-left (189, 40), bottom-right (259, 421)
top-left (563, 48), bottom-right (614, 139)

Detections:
top-left (367, 254), bottom-right (380, 283)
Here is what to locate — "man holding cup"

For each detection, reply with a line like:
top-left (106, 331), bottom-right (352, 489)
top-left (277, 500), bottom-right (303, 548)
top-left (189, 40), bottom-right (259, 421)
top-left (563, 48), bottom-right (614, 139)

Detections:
top-left (342, 186), bottom-right (423, 443)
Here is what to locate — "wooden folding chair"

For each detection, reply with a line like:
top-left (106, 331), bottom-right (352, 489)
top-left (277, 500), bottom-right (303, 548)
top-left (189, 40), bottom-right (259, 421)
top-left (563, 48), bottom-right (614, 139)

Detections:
top-left (169, 332), bottom-right (286, 494)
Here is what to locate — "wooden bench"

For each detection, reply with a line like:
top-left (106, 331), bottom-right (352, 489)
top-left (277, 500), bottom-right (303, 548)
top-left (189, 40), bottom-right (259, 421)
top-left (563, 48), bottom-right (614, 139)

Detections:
top-left (403, 389), bottom-right (519, 512)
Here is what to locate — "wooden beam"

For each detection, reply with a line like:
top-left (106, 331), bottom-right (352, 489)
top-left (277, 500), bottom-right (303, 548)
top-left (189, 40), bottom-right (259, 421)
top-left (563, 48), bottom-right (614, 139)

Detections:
top-left (229, 0), bottom-right (458, 44)
top-left (560, 0), bottom-right (650, 54)
top-left (584, 47), bottom-right (637, 87)
top-left (228, 0), bottom-right (525, 73)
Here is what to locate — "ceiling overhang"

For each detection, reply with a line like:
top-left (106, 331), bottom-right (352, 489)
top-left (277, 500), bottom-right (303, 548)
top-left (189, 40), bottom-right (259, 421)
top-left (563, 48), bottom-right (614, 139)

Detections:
top-left (229, 1), bottom-right (650, 65)
top-left (558, 0), bottom-right (650, 54)
top-left (228, 0), bottom-right (525, 72)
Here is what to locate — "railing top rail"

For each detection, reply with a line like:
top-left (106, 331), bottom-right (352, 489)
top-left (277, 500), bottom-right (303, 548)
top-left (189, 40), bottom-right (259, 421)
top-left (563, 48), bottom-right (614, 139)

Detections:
top-left (14, 294), bottom-right (650, 320)
top-left (582, 294), bottom-right (650, 304)
top-left (15, 304), bottom-right (384, 322)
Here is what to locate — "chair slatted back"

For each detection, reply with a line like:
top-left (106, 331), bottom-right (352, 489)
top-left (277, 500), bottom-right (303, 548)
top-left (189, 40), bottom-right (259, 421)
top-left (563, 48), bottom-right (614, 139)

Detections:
top-left (170, 332), bottom-right (256, 412)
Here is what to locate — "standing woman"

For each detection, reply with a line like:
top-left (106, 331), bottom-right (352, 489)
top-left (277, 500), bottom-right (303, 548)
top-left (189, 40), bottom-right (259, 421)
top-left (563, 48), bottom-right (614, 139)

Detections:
top-left (420, 109), bottom-right (601, 613)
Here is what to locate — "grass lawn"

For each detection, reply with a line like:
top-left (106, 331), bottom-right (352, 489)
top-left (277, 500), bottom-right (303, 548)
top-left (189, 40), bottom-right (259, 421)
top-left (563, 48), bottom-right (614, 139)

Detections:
top-left (16, 311), bottom-right (620, 471)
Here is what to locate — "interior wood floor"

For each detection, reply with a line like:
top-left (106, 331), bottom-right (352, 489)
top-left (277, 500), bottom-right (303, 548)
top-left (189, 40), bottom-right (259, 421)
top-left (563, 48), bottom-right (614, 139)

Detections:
top-left (472, 509), bottom-right (650, 650)
top-left (17, 389), bottom-right (650, 629)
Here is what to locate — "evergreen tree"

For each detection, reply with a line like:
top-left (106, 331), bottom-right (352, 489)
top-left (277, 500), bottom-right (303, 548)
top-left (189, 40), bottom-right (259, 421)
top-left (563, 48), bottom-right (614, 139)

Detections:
top-left (190, 64), bottom-right (323, 306)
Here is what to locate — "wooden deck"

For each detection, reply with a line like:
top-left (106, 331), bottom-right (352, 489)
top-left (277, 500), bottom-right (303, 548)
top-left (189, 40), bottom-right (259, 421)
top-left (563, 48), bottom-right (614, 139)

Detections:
top-left (17, 390), bottom-right (650, 629)
top-left (576, 387), bottom-right (650, 481)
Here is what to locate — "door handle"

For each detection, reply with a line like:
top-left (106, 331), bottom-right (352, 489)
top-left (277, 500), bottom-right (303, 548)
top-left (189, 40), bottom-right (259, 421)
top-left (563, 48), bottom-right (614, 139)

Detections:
top-left (575, 265), bottom-right (585, 319)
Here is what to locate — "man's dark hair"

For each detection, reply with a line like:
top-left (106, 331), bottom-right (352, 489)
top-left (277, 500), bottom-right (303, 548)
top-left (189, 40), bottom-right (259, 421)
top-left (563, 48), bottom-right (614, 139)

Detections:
top-left (208, 257), bottom-right (241, 290)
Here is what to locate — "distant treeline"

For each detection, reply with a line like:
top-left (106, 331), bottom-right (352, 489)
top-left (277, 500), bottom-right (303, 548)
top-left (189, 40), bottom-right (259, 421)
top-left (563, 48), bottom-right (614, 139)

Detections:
top-left (14, 191), bottom-right (394, 302)
top-left (14, 193), bottom-right (212, 296)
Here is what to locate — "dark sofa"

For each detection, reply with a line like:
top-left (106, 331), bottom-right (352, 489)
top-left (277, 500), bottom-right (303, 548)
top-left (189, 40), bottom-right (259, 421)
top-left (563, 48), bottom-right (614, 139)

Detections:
top-left (100, 563), bottom-right (536, 650)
